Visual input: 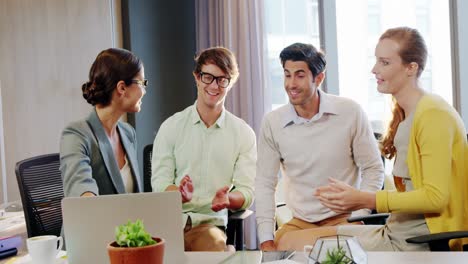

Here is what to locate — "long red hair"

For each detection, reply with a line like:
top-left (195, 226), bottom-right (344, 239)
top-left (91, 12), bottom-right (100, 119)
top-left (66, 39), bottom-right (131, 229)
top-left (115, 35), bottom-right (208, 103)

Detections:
top-left (378, 27), bottom-right (427, 159)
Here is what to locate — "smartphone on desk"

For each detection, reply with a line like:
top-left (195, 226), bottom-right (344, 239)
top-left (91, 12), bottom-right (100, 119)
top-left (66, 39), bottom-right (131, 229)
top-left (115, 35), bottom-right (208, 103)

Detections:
top-left (261, 250), bottom-right (296, 262)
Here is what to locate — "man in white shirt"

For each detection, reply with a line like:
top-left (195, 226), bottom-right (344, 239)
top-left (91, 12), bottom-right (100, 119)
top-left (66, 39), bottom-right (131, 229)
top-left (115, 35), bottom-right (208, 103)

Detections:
top-left (152, 47), bottom-right (256, 251)
top-left (255, 43), bottom-right (384, 251)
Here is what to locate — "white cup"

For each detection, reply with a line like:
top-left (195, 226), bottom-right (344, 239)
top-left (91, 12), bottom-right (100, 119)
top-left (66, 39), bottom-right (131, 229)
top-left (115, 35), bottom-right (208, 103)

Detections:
top-left (27, 235), bottom-right (63, 264)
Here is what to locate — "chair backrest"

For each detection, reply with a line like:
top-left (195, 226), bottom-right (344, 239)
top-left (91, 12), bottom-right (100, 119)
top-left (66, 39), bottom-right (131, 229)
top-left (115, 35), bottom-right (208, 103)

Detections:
top-left (15, 153), bottom-right (63, 238)
top-left (373, 132), bottom-right (385, 167)
top-left (143, 144), bottom-right (153, 192)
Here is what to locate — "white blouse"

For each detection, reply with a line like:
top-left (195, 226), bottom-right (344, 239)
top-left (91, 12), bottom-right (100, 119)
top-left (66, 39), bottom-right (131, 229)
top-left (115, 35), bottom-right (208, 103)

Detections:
top-left (120, 156), bottom-right (134, 193)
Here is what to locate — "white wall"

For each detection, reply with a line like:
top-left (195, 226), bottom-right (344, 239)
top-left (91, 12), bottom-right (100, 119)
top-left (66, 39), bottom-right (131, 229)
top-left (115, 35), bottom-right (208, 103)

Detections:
top-left (457, 0), bottom-right (468, 127)
top-left (0, 81), bottom-right (6, 203)
top-left (0, 0), bottom-right (119, 204)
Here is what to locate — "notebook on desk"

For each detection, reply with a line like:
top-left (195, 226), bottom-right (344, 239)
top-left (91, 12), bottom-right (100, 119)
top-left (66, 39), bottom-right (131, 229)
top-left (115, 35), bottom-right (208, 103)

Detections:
top-left (62, 192), bottom-right (186, 264)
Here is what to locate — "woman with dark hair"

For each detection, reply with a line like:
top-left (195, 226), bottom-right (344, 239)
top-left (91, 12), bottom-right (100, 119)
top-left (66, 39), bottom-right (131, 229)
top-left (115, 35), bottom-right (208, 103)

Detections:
top-left (60, 48), bottom-right (147, 197)
top-left (276, 27), bottom-right (467, 251)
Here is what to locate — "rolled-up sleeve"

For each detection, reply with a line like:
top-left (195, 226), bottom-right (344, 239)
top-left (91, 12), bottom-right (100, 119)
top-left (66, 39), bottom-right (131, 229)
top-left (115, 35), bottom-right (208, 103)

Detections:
top-left (151, 120), bottom-right (177, 192)
top-left (231, 125), bottom-right (257, 210)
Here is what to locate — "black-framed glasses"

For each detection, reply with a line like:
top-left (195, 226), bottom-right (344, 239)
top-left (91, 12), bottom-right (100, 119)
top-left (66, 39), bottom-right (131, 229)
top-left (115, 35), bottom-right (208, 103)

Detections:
top-left (130, 79), bottom-right (148, 88)
top-left (199, 72), bottom-right (230, 88)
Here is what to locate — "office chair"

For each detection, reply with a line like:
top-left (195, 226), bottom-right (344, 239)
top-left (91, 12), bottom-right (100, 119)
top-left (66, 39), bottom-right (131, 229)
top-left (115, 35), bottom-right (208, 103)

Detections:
top-left (349, 212), bottom-right (468, 251)
top-left (15, 153), bottom-right (64, 238)
top-left (143, 144), bottom-right (153, 192)
top-left (143, 144), bottom-right (253, 250)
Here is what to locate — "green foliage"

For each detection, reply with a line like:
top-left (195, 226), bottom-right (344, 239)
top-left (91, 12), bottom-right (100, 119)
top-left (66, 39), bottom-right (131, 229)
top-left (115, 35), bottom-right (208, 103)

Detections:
top-left (115, 219), bottom-right (156, 247)
top-left (321, 246), bottom-right (354, 264)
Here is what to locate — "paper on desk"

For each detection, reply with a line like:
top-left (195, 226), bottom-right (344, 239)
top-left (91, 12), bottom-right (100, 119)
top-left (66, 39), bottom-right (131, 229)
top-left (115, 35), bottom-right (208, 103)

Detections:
top-left (5, 250), bottom-right (67, 264)
top-left (0, 212), bottom-right (24, 232)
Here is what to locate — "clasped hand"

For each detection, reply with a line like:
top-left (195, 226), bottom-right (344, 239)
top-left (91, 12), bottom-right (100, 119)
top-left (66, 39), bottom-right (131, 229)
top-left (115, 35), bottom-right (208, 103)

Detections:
top-left (314, 178), bottom-right (364, 213)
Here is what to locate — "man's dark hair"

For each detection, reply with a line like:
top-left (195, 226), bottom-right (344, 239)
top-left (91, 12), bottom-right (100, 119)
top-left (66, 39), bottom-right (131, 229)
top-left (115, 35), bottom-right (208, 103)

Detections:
top-left (279, 43), bottom-right (326, 80)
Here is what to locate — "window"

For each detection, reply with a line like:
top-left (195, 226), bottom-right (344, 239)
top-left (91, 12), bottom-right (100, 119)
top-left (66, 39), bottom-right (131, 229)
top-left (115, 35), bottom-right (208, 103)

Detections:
top-left (264, 0), bottom-right (321, 110)
top-left (264, 0), bottom-right (321, 201)
top-left (335, 0), bottom-right (453, 132)
top-left (264, 0), bottom-right (454, 175)
top-left (265, 0), bottom-right (453, 126)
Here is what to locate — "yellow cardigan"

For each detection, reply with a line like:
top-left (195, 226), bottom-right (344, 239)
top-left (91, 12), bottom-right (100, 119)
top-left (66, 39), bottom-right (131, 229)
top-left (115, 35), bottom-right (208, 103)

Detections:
top-left (376, 94), bottom-right (468, 250)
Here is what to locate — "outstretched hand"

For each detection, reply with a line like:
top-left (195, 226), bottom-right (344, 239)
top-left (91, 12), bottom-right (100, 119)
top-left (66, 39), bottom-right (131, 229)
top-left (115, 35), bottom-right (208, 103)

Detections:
top-left (315, 178), bottom-right (370, 213)
top-left (211, 185), bottom-right (230, 212)
top-left (179, 175), bottom-right (194, 203)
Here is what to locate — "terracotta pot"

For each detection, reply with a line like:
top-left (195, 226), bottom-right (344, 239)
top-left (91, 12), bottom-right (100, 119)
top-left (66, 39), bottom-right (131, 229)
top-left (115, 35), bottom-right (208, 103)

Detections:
top-left (107, 237), bottom-right (165, 264)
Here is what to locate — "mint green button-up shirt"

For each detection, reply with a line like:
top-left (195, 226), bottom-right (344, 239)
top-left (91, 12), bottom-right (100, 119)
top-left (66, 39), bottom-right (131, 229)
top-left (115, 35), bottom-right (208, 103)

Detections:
top-left (151, 103), bottom-right (256, 228)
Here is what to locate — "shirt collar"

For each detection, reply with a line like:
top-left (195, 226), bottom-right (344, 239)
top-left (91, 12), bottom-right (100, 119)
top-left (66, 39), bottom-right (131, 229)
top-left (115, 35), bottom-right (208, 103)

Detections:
top-left (190, 101), bottom-right (226, 128)
top-left (282, 89), bottom-right (339, 127)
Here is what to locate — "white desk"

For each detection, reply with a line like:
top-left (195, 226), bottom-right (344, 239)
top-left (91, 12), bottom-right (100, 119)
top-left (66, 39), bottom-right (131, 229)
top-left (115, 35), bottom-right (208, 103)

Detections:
top-left (1, 251), bottom-right (468, 264)
top-left (0, 252), bottom-right (231, 264)
top-left (0, 211), bottom-right (26, 238)
top-left (185, 252), bottom-right (233, 263)
top-left (217, 251), bottom-right (468, 264)
top-left (0, 204), bottom-right (27, 264)
top-left (367, 252), bottom-right (468, 264)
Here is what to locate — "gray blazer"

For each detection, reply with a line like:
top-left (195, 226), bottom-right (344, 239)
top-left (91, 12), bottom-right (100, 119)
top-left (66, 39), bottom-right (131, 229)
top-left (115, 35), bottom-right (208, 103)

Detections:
top-left (60, 109), bottom-right (142, 197)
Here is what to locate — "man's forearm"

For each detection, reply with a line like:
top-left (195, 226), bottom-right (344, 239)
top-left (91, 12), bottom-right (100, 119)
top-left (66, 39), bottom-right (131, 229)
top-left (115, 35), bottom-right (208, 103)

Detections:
top-left (228, 191), bottom-right (245, 210)
top-left (165, 184), bottom-right (178, 192)
top-left (81, 191), bottom-right (96, 197)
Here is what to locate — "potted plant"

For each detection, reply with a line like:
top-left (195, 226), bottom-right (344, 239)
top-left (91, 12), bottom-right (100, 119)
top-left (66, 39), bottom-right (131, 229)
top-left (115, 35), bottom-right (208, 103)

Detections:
top-left (107, 219), bottom-right (165, 264)
top-left (305, 235), bottom-right (366, 264)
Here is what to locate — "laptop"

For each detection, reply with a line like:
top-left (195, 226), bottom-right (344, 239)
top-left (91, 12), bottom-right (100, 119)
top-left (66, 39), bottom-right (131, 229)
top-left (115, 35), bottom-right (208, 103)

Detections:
top-left (62, 192), bottom-right (186, 264)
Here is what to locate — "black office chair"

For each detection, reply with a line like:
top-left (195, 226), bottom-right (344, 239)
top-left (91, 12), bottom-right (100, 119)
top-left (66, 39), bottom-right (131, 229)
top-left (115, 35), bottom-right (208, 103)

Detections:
top-left (349, 212), bottom-right (468, 251)
top-left (226, 209), bottom-right (253, 250)
top-left (15, 153), bottom-right (64, 238)
top-left (143, 144), bottom-right (253, 250)
top-left (143, 144), bottom-right (153, 192)
top-left (373, 132), bottom-right (385, 166)
top-left (406, 231), bottom-right (468, 251)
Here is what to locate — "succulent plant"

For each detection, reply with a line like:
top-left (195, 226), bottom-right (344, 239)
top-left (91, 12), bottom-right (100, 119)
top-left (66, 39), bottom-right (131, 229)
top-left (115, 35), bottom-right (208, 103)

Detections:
top-left (114, 219), bottom-right (156, 247)
top-left (321, 246), bottom-right (354, 264)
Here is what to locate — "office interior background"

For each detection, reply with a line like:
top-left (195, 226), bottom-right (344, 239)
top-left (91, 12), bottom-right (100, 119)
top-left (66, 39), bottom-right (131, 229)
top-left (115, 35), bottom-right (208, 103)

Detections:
top-left (1, 0), bottom-right (467, 249)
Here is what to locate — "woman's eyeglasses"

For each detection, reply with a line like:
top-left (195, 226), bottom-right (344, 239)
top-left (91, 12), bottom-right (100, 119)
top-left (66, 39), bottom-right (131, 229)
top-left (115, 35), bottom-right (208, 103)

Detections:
top-left (130, 79), bottom-right (149, 88)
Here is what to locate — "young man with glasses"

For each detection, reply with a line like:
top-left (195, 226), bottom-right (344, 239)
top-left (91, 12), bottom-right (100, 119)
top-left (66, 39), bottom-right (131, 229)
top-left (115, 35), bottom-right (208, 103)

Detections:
top-left (255, 43), bottom-right (384, 251)
top-left (151, 47), bottom-right (256, 251)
